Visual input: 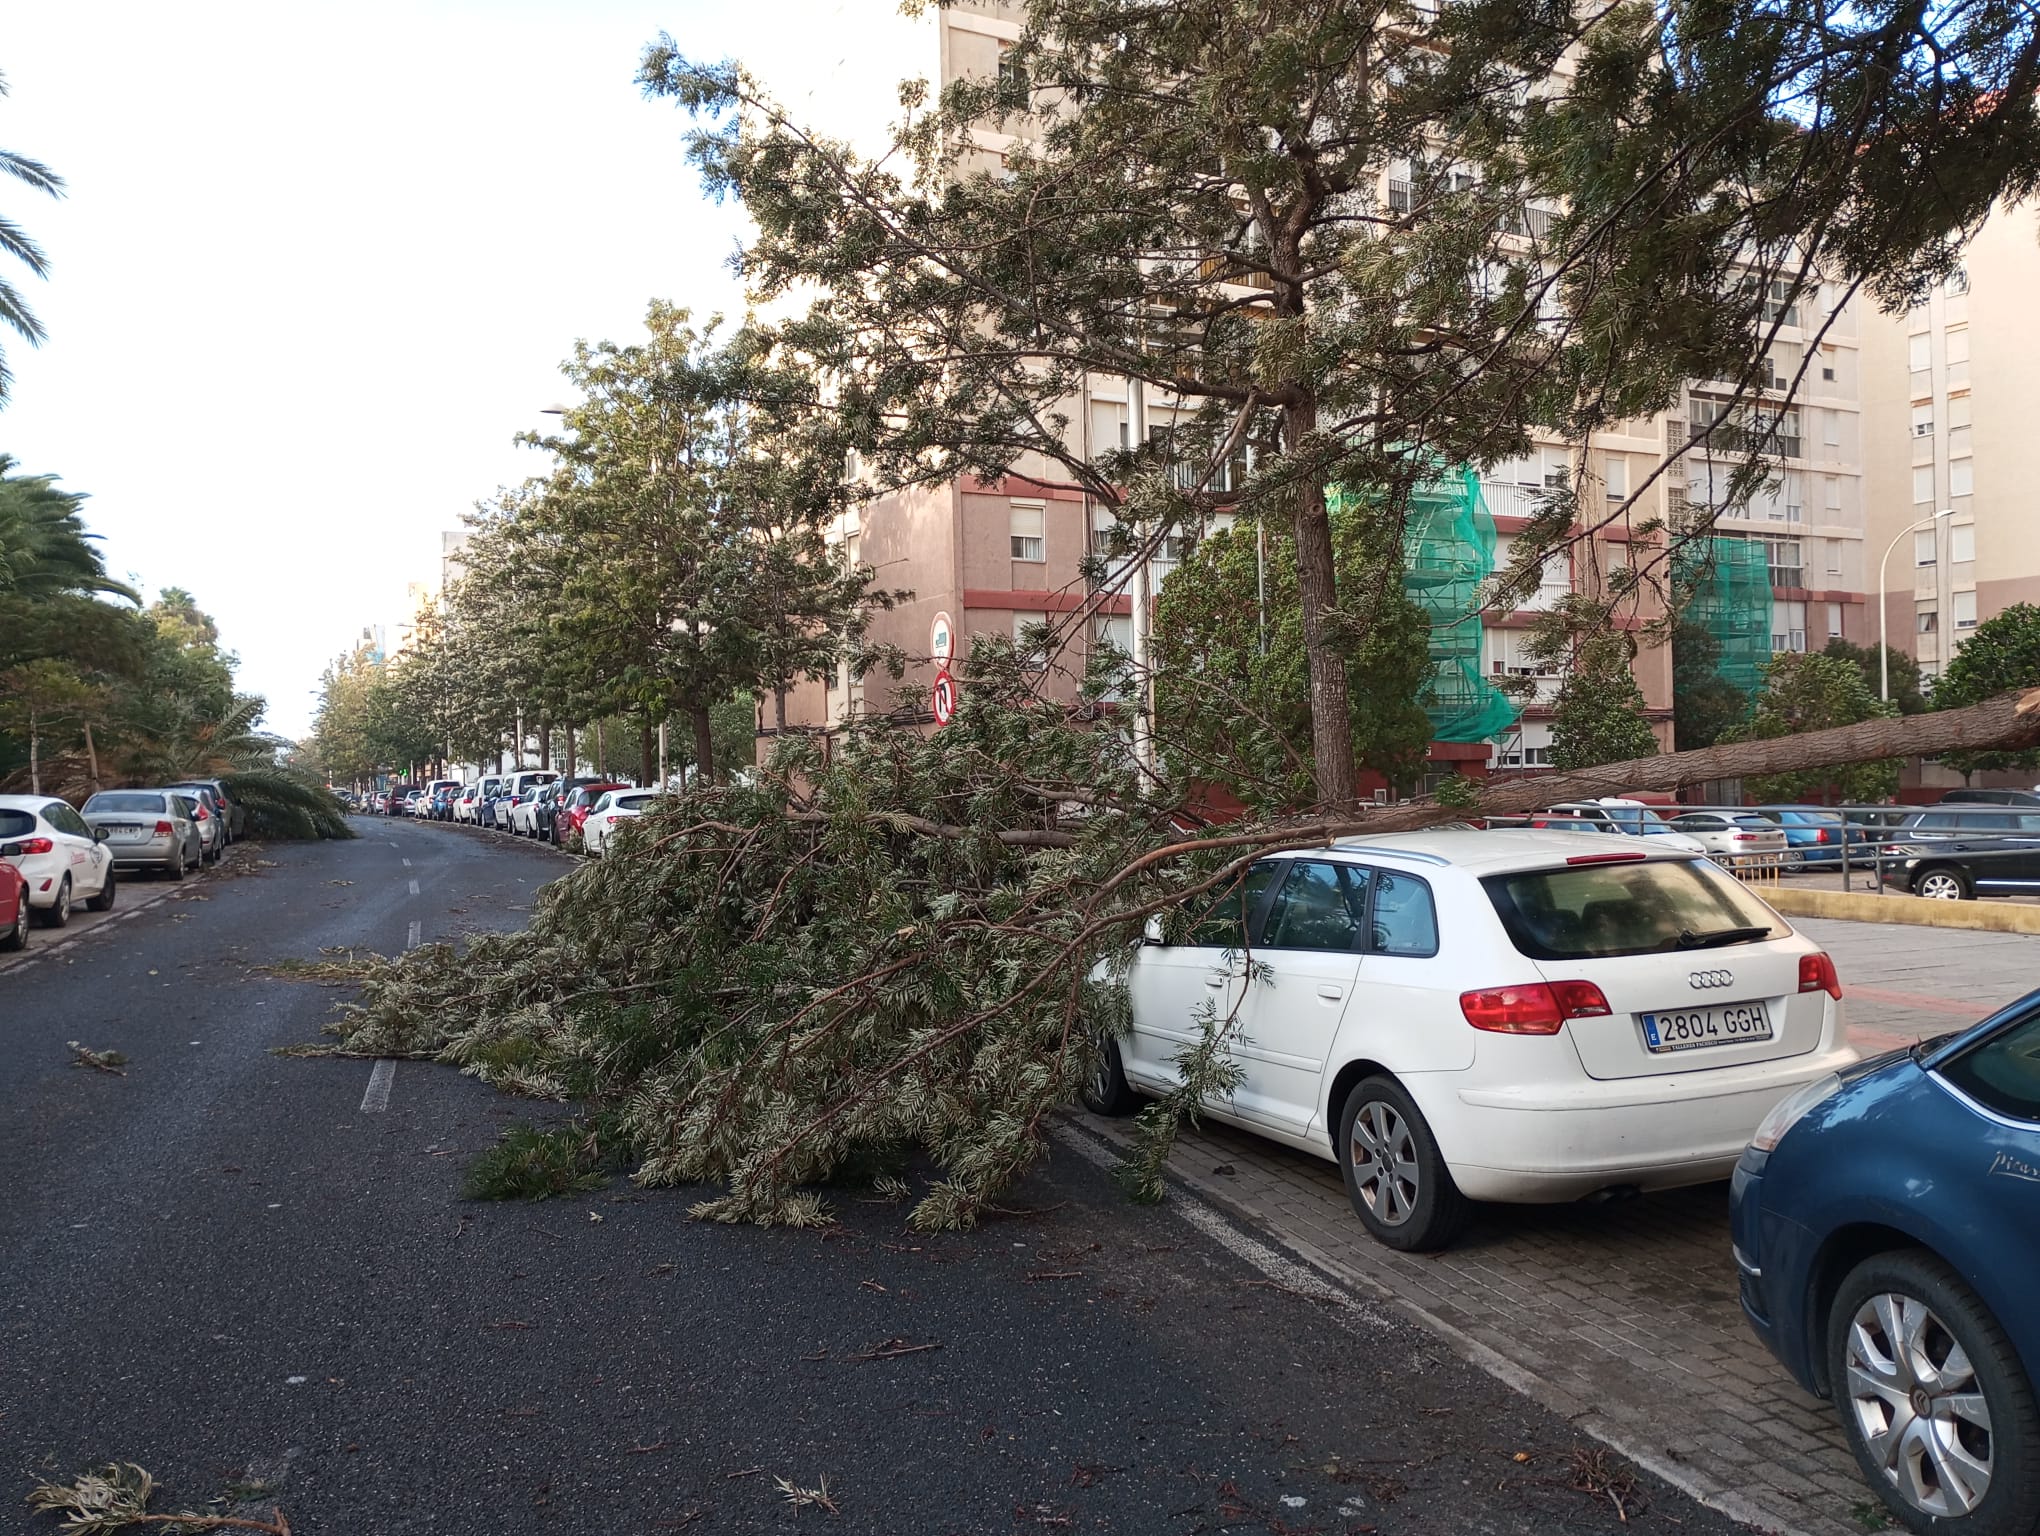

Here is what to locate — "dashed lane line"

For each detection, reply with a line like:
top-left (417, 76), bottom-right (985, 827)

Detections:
top-left (407, 878), bottom-right (419, 897)
top-left (407, 919), bottom-right (421, 948)
top-left (359, 1059), bottom-right (396, 1113)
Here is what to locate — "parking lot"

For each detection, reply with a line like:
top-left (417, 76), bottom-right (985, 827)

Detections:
top-left (1084, 915), bottom-right (2032, 1536)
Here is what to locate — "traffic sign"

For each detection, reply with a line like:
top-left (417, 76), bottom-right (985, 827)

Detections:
top-left (930, 611), bottom-right (953, 664)
top-left (931, 669), bottom-right (957, 726)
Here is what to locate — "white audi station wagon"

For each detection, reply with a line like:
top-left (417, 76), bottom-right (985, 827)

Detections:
top-left (1087, 828), bottom-right (1857, 1251)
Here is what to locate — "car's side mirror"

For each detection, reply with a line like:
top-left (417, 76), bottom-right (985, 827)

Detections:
top-left (0, 842), bottom-right (20, 858)
top-left (1143, 915), bottom-right (1166, 946)
top-left (92, 826), bottom-right (111, 843)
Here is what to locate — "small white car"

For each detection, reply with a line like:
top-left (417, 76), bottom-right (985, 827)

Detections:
top-left (456, 781), bottom-right (494, 824)
top-left (581, 790), bottom-right (657, 856)
top-left (1089, 829), bottom-right (1855, 1251)
top-left (1665, 811), bottom-right (1792, 866)
top-left (0, 794), bottom-right (118, 926)
top-left (493, 770), bottom-right (552, 830)
top-left (509, 783), bottom-right (553, 838)
top-left (1538, 798), bottom-right (1709, 856)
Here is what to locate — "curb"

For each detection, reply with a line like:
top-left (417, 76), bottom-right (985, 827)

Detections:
top-left (1767, 884), bottom-right (2040, 935)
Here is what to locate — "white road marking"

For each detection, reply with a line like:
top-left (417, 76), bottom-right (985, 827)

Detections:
top-left (402, 857), bottom-right (412, 868)
top-left (407, 919), bottom-right (421, 948)
top-left (388, 841), bottom-right (400, 848)
top-left (408, 878), bottom-right (419, 897)
top-left (359, 1059), bottom-right (395, 1113)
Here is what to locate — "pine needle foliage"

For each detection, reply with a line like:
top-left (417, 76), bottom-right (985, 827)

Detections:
top-left (322, 653), bottom-right (1269, 1230)
top-left (462, 1122), bottom-right (614, 1201)
top-left (221, 768), bottom-right (352, 841)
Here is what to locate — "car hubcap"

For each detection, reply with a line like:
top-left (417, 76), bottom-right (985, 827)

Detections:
top-left (1921, 874), bottom-right (1962, 900)
top-left (1090, 1049), bottom-right (1115, 1104)
top-left (1350, 1101), bottom-right (1420, 1226)
top-left (1846, 1291), bottom-right (1993, 1517)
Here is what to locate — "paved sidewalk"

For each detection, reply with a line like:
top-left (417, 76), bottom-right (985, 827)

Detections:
top-left (1081, 915), bottom-right (2033, 1536)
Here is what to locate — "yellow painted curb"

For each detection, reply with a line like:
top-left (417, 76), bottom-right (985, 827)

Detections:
top-left (1765, 884), bottom-right (2040, 935)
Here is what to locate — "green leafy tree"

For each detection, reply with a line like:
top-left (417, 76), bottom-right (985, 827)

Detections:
top-left (1670, 620), bottom-right (1753, 751)
top-left (1547, 631), bottom-right (1661, 771)
top-left (1822, 637), bottom-right (1926, 716)
top-left (1734, 652), bottom-right (1899, 803)
top-left (1929, 602), bottom-right (2040, 773)
top-left (649, 0), bottom-right (2040, 807)
top-left (0, 656), bottom-right (92, 792)
top-left (1153, 510), bottom-right (1432, 808)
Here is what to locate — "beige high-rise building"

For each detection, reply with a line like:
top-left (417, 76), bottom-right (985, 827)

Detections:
top-left (1862, 207), bottom-right (2040, 692)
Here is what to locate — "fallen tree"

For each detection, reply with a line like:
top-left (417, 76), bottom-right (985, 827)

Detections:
top-left (311, 679), bottom-right (2040, 1229)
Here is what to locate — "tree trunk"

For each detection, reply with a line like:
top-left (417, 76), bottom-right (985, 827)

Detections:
top-left (595, 720), bottom-right (606, 775)
top-left (564, 726), bottom-right (577, 778)
top-left (27, 709), bottom-right (39, 796)
top-left (692, 704), bottom-right (715, 785)
top-left (1283, 392), bottom-right (1357, 811)
top-left (774, 687), bottom-right (788, 732)
top-left (1337, 689), bottom-right (2040, 837)
top-left (538, 718), bottom-right (551, 772)
top-left (83, 720), bottom-right (100, 791)
top-left (640, 720), bottom-right (656, 789)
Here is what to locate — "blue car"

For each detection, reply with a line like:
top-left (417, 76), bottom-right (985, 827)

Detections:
top-left (1730, 995), bottom-right (2040, 1535)
top-left (1753, 806), bottom-right (1873, 868)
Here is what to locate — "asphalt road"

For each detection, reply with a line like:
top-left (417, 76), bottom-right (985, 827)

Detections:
top-left (0, 816), bottom-right (1754, 1535)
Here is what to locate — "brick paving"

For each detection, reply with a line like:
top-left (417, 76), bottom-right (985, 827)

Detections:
top-left (1078, 914), bottom-right (2040, 1536)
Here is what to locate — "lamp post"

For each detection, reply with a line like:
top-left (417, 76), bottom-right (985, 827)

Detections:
top-left (1877, 507), bottom-right (1954, 702)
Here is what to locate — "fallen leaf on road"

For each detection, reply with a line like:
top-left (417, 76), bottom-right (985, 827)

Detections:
top-left (848, 1336), bottom-right (942, 1361)
top-left (67, 1042), bottom-right (128, 1076)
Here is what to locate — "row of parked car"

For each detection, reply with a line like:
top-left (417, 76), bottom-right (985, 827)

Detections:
top-left (1517, 790), bottom-right (2040, 901)
top-left (344, 771), bottom-right (659, 856)
top-left (0, 779), bottom-right (246, 953)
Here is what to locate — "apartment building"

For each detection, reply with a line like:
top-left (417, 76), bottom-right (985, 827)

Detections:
top-left (761, 4), bottom-right (1871, 777)
top-left (1861, 206), bottom-right (2040, 689)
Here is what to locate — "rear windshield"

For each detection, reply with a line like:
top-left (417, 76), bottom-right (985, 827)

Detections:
top-left (85, 793), bottom-right (165, 814)
top-left (1729, 815), bottom-right (1776, 830)
top-left (614, 793), bottom-right (655, 811)
top-left (0, 809), bottom-right (35, 839)
top-left (1483, 857), bottom-right (1789, 961)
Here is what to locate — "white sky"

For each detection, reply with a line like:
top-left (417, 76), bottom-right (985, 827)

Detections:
top-left (2, 2), bottom-right (908, 737)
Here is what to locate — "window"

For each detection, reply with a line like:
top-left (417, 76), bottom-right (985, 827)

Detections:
top-left (1951, 459), bottom-right (1974, 498)
top-left (1939, 1007), bottom-right (2040, 1122)
top-left (1828, 602), bottom-right (1844, 639)
top-left (1009, 502), bottom-right (1045, 562)
top-left (1948, 393), bottom-right (1972, 429)
top-left (1919, 608), bottom-right (1939, 634)
top-left (1946, 328), bottom-right (1970, 364)
top-left (1909, 333), bottom-right (1931, 370)
top-left (1822, 366), bottom-right (1836, 382)
top-left (1189, 861), bottom-right (1283, 948)
top-left (1369, 871), bottom-right (1439, 957)
top-left (1824, 475), bottom-right (1841, 512)
top-left (1914, 465), bottom-right (1935, 504)
top-left (1916, 529), bottom-right (1938, 567)
top-left (1945, 267), bottom-right (1971, 297)
top-left (1824, 410), bottom-right (1841, 447)
top-left (1260, 861), bottom-right (1369, 952)
top-left (1912, 403), bottom-right (1934, 438)
top-left (1825, 538), bottom-right (1842, 577)
top-left (1481, 859), bottom-right (1785, 962)
top-left (1762, 537), bottom-right (1803, 588)
top-left (1955, 591), bottom-right (1978, 629)
top-left (996, 43), bottom-right (1029, 94)
top-left (1952, 524), bottom-right (1976, 564)
top-left (1762, 278), bottom-right (1799, 327)
top-left (1603, 455), bottom-right (1628, 499)
top-left (1013, 610), bottom-right (1050, 668)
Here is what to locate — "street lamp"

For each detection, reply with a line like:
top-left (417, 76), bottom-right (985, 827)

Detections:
top-left (1877, 507), bottom-right (1954, 702)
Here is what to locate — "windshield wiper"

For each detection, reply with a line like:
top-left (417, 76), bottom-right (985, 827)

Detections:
top-left (1675, 925), bottom-right (1771, 950)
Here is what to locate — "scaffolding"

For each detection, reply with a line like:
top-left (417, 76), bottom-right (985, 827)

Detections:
top-left (1400, 468), bottom-right (1522, 742)
top-left (1674, 535), bottom-right (1772, 698)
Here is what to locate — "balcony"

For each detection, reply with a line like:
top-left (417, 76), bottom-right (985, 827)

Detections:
top-left (1479, 479), bottom-right (1551, 520)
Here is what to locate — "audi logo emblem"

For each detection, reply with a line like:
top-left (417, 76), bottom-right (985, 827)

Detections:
top-left (1689, 969), bottom-right (1735, 990)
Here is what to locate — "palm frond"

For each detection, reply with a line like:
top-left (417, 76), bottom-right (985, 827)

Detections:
top-left (0, 147), bottom-right (64, 198)
top-left (0, 214), bottom-right (52, 277)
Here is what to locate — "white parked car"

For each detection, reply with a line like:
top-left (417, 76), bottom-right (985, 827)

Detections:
top-left (1665, 811), bottom-right (1792, 866)
top-left (456, 780), bottom-right (494, 824)
top-left (493, 770), bottom-right (553, 830)
top-left (0, 794), bottom-right (119, 926)
top-left (509, 782), bottom-right (554, 837)
top-left (581, 790), bottom-right (657, 856)
top-left (1088, 829), bottom-right (1855, 1251)
top-left (1536, 798), bottom-right (1709, 856)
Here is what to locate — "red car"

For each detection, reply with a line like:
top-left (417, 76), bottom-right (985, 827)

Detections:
top-left (558, 782), bottom-right (630, 845)
top-left (0, 846), bottom-right (28, 952)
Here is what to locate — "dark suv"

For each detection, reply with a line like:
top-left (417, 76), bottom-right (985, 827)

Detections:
top-left (1878, 807), bottom-right (2040, 900)
top-left (1938, 787), bottom-right (2040, 807)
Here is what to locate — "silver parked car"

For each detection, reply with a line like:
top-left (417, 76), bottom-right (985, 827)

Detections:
top-left (1666, 811), bottom-right (1793, 866)
top-left (80, 790), bottom-right (203, 880)
top-left (169, 785), bottom-right (229, 863)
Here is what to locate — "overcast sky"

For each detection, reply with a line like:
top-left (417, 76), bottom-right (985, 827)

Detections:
top-left (1, 3), bottom-right (876, 736)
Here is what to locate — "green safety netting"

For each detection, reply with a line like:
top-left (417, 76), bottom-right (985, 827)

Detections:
top-left (1674, 535), bottom-right (1771, 698)
top-left (1331, 468), bottom-right (1521, 744)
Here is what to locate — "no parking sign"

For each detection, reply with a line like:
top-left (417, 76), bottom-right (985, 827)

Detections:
top-left (931, 668), bottom-right (957, 726)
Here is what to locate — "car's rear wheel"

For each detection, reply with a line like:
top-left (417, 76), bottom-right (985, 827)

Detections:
top-left (0, 892), bottom-right (25, 951)
top-left (1079, 1035), bottom-right (1141, 1116)
top-left (86, 867), bottom-right (116, 913)
top-left (39, 875), bottom-right (71, 929)
top-left (1336, 1075), bottom-right (1467, 1252)
top-left (1827, 1249), bottom-right (2040, 1536)
top-left (165, 847), bottom-right (186, 881)
top-left (1915, 867), bottom-right (1973, 901)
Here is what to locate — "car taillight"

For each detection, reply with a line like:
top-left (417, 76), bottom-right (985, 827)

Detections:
top-left (1799, 952), bottom-right (1841, 1000)
top-left (193, 806), bottom-right (210, 819)
top-left (1461, 980), bottom-right (1611, 1034)
top-left (154, 821), bottom-right (174, 836)
top-left (1815, 828), bottom-right (1830, 843)
top-left (14, 837), bottom-right (53, 855)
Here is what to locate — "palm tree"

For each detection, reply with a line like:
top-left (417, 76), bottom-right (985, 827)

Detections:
top-left (0, 70), bottom-right (63, 405)
top-left (0, 455), bottom-right (138, 602)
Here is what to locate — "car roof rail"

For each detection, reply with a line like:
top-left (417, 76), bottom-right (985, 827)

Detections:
top-left (1327, 840), bottom-right (1452, 867)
